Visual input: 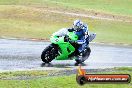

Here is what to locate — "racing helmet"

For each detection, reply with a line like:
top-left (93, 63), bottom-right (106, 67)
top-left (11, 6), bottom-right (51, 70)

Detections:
top-left (73, 20), bottom-right (83, 31)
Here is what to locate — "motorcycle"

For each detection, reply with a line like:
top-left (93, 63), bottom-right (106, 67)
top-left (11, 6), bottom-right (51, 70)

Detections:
top-left (41, 28), bottom-right (96, 63)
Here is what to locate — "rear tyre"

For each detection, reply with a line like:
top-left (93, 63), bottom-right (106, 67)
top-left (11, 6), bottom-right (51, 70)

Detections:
top-left (75, 47), bottom-right (91, 63)
top-left (82, 47), bottom-right (91, 62)
top-left (41, 44), bottom-right (58, 63)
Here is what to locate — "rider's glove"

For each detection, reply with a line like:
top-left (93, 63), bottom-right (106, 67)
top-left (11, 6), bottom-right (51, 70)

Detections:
top-left (68, 28), bottom-right (75, 32)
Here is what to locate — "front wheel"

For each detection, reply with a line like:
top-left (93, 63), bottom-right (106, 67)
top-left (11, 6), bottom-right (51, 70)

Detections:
top-left (41, 44), bottom-right (58, 63)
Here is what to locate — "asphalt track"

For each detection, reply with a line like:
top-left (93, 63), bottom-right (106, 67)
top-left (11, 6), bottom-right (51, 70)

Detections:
top-left (0, 39), bottom-right (132, 71)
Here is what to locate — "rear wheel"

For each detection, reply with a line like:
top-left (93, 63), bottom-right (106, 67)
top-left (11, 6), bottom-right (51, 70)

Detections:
top-left (82, 47), bottom-right (91, 62)
top-left (41, 44), bottom-right (58, 63)
top-left (75, 47), bottom-right (91, 63)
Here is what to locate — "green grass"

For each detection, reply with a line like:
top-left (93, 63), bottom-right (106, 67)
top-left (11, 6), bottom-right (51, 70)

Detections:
top-left (114, 67), bottom-right (132, 71)
top-left (0, 67), bottom-right (132, 88)
top-left (46, 0), bottom-right (132, 16)
top-left (0, 0), bottom-right (132, 16)
top-left (0, 7), bottom-right (132, 44)
top-left (0, 0), bottom-right (132, 44)
top-left (0, 70), bottom-right (55, 79)
top-left (91, 20), bottom-right (132, 44)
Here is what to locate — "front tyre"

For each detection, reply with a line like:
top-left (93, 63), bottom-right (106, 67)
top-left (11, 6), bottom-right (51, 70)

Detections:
top-left (41, 44), bottom-right (58, 63)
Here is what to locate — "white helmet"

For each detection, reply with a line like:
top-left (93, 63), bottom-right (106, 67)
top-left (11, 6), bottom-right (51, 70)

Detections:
top-left (73, 20), bottom-right (83, 31)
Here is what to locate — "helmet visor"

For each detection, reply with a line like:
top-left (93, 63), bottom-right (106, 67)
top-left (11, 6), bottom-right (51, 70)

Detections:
top-left (74, 25), bottom-right (79, 30)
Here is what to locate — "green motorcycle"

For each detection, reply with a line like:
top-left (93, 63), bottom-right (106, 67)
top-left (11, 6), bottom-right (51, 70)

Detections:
top-left (41, 28), bottom-right (96, 63)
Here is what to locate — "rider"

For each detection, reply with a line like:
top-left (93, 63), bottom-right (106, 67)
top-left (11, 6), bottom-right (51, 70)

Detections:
top-left (53, 19), bottom-right (89, 55)
top-left (71, 20), bottom-right (89, 55)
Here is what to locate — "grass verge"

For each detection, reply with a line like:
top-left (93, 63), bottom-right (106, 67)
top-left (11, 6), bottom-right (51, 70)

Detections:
top-left (0, 0), bottom-right (132, 16)
top-left (0, 67), bottom-right (132, 88)
top-left (0, 1), bottom-right (132, 44)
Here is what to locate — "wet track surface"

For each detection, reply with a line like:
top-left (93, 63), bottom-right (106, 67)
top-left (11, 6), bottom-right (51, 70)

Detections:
top-left (0, 39), bottom-right (132, 71)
